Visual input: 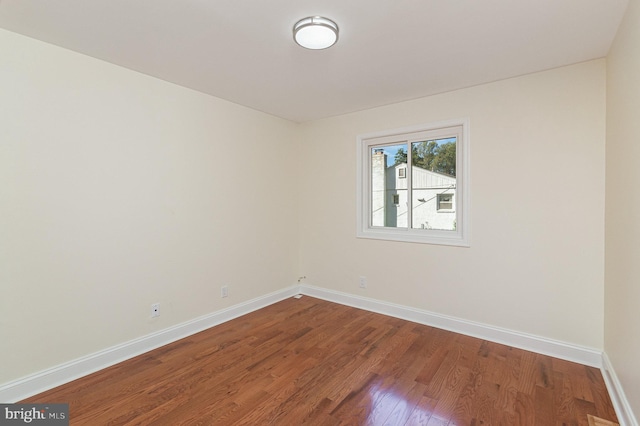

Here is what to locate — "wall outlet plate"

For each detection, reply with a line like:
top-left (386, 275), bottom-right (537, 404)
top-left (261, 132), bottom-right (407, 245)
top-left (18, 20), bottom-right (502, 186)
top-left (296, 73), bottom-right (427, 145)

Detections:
top-left (359, 276), bottom-right (367, 288)
top-left (151, 303), bottom-right (160, 318)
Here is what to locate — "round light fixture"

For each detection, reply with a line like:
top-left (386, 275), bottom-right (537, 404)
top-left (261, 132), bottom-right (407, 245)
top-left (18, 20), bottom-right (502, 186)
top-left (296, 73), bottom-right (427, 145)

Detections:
top-left (293, 16), bottom-right (339, 50)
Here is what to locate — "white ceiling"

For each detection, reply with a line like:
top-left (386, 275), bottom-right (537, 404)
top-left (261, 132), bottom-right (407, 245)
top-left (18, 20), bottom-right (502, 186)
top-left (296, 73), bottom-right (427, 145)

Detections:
top-left (0, 0), bottom-right (629, 122)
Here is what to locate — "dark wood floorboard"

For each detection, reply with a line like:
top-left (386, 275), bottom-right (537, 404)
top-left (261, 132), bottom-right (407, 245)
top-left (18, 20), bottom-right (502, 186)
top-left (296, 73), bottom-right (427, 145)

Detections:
top-left (22, 296), bottom-right (619, 425)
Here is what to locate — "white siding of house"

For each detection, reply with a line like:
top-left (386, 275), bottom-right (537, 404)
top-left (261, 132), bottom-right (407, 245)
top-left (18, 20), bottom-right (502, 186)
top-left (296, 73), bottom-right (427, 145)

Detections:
top-left (384, 163), bottom-right (456, 230)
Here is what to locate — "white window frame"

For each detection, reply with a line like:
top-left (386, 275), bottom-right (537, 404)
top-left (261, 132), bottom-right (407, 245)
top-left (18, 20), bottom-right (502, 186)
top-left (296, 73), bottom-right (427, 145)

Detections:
top-left (356, 118), bottom-right (470, 247)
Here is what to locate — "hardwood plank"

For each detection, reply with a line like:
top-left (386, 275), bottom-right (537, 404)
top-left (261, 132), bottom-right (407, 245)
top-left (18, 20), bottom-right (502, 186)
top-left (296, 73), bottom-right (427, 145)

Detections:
top-left (514, 391), bottom-right (535, 426)
top-left (450, 352), bottom-right (491, 425)
top-left (533, 383), bottom-right (555, 425)
top-left (21, 297), bottom-right (619, 425)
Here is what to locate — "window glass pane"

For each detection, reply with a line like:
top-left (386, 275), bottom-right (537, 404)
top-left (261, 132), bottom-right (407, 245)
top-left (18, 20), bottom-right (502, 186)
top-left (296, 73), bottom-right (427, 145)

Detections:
top-left (371, 144), bottom-right (407, 228)
top-left (410, 138), bottom-right (457, 230)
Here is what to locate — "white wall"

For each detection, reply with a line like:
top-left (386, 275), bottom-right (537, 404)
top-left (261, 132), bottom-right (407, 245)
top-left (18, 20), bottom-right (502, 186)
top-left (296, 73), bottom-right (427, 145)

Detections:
top-left (606, 0), bottom-right (640, 419)
top-left (298, 60), bottom-right (606, 349)
top-left (0, 29), bottom-right (299, 384)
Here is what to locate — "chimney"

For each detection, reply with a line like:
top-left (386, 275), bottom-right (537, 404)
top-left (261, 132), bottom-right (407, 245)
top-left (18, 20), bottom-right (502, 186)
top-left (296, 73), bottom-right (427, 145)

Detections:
top-left (371, 149), bottom-right (387, 227)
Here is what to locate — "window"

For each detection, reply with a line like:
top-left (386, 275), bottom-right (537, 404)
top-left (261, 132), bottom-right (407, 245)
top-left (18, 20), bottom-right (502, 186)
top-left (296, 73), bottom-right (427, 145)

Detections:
top-left (356, 118), bottom-right (469, 246)
top-left (437, 193), bottom-right (454, 211)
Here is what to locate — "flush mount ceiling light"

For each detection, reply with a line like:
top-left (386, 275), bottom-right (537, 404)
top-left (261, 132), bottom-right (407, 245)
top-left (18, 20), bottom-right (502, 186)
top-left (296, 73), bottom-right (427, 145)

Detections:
top-left (293, 16), bottom-right (339, 50)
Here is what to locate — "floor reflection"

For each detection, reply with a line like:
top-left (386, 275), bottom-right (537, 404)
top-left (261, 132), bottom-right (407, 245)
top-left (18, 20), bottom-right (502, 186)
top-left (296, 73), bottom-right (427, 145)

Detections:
top-left (361, 381), bottom-right (439, 425)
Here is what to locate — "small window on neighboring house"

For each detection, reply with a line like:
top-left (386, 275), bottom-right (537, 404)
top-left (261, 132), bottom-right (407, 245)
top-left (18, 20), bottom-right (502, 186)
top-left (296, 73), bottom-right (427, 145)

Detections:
top-left (437, 194), bottom-right (454, 211)
top-left (356, 118), bottom-right (470, 246)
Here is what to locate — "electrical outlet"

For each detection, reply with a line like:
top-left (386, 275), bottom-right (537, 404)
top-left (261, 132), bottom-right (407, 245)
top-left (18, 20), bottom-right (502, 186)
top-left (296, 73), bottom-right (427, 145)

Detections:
top-left (359, 276), bottom-right (367, 289)
top-left (221, 285), bottom-right (228, 298)
top-left (151, 303), bottom-right (160, 318)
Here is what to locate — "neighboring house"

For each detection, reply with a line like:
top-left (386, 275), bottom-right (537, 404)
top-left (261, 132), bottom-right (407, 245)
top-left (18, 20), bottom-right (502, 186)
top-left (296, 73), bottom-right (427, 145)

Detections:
top-left (372, 150), bottom-right (456, 230)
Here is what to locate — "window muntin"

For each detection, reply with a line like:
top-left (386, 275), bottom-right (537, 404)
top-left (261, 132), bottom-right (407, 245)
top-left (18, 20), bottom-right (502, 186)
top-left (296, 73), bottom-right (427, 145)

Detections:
top-left (357, 119), bottom-right (469, 246)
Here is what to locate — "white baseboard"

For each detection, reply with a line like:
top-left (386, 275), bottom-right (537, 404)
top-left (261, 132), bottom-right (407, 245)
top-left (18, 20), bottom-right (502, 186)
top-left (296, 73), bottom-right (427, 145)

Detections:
top-left (299, 284), bottom-right (603, 368)
top-left (0, 285), bottom-right (300, 403)
top-left (601, 352), bottom-right (638, 426)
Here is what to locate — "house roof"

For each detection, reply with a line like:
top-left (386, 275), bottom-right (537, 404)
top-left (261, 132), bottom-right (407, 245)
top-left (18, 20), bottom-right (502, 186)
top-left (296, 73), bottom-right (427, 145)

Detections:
top-left (0, 0), bottom-right (628, 122)
top-left (392, 163), bottom-right (456, 183)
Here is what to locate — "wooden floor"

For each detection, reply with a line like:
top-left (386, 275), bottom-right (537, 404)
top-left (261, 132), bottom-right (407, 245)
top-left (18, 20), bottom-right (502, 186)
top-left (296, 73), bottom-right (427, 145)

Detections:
top-left (23, 296), bottom-right (618, 425)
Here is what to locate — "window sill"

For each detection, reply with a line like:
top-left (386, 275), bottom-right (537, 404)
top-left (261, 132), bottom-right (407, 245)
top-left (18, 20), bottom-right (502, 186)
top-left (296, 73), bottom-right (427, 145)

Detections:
top-left (357, 227), bottom-right (469, 247)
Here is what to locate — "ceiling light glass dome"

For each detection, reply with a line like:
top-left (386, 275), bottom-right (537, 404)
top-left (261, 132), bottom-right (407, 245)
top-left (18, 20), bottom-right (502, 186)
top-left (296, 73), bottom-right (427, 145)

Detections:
top-left (293, 16), bottom-right (339, 50)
